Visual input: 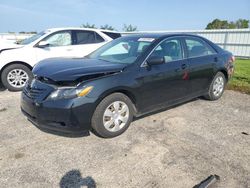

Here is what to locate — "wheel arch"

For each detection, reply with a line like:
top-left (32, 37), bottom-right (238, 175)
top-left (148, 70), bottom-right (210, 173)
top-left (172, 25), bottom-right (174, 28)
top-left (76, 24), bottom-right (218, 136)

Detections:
top-left (217, 69), bottom-right (228, 82)
top-left (0, 61), bottom-right (33, 76)
top-left (96, 88), bottom-right (138, 115)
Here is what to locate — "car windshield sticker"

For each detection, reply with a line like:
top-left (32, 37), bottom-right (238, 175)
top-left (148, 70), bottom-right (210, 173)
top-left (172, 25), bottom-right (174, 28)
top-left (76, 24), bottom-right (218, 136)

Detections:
top-left (138, 38), bottom-right (155, 42)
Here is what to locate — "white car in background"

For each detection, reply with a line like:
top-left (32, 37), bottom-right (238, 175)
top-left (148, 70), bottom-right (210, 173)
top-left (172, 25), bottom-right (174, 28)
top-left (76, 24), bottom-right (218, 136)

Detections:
top-left (0, 28), bottom-right (121, 91)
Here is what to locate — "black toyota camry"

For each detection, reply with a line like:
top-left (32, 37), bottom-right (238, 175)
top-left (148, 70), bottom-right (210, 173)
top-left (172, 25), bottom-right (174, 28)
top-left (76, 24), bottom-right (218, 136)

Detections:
top-left (21, 34), bottom-right (234, 138)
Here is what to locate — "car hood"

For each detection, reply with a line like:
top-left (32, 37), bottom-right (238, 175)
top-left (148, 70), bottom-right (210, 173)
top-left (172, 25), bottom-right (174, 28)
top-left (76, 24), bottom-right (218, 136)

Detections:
top-left (0, 43), bottom-right (24, 51)
top-left (33, 58), bottom-right (127, 82)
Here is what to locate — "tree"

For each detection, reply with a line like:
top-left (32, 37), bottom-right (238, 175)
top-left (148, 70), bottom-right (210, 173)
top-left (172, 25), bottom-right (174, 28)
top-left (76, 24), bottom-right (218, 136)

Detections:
top-left (206, 19), bottom-right (249, 29)
top-left (228, 21), bottom-right (237, 29)
top-left (100, 24), bottom-right (115, 31)
top-left (81, 23), bottom-right (97, 29)
top-left (123, 24), bottom-right (137, 32)
top-left (235, 19), bottom-right (249, 28)
top-left (206, 19), bottom-right (229, 29)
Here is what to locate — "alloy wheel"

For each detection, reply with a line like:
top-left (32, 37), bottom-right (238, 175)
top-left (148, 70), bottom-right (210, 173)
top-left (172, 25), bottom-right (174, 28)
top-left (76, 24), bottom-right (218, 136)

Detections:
top-left (212, 76), bottom-right (224, 97)
top-left (7, 69), bottom-right (29, 88)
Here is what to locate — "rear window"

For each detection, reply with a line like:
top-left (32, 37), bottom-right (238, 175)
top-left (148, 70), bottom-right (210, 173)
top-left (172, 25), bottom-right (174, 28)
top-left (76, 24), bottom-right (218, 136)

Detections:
top-left (102, 32), bottom-right (121, 39)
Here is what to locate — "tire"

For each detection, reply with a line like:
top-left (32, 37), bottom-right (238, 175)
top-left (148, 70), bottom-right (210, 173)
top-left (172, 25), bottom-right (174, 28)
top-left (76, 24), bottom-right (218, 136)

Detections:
top-left (204, 72), bottom-right (226, 101)
top-left (91, 93), bottom-right (134, 138)
top-left (1, 64), bottom-right (32, 91)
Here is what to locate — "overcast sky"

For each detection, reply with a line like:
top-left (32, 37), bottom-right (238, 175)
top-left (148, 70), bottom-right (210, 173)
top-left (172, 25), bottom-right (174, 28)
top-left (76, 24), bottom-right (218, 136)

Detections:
top-left (0, 0), bottom-right (249, 32)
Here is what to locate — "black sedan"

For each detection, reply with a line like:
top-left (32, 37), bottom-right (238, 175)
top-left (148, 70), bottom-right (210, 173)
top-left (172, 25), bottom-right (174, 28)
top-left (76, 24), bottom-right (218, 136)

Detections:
top-left (21, 34), bottom-right (235, 138)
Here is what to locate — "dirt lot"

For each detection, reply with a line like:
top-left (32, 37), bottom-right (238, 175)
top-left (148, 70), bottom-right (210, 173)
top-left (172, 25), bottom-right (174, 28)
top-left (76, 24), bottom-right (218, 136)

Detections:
top-left (0, 89), bottom-right (249, 188)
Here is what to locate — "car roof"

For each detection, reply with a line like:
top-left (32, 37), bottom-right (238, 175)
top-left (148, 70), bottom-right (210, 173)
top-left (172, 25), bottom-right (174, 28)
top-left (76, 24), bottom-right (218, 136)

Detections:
top-left (45, 27), bottom-right (120, 33)
top-left (43, 29), bottom-right (201, 39)
top-left (122, 32), bottom-right (201, 39)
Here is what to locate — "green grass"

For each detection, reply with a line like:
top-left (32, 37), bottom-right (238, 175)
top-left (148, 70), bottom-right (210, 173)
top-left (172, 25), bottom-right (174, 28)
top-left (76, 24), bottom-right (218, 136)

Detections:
top-left (227, 59), bottom-right (250, 94)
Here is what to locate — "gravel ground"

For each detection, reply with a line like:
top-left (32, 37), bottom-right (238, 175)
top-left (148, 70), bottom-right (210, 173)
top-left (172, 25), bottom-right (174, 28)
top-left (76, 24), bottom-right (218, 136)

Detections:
top-left (0, 89), bottom-right (249, 188)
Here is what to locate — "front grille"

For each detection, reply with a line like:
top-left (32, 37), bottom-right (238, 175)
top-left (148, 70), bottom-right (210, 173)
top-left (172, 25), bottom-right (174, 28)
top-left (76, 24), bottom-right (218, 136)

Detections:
top-left (23, 84), bottom-right (45, 99)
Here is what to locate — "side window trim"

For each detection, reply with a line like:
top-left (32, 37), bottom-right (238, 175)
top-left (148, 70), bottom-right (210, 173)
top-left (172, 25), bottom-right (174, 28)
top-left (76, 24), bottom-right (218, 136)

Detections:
top-left (141, 36), bottom-right (185, 67)
top-left (34, 30), bottom-right (72, 47)
top-left (72, 30), bottom-right (77, 45)
top-left (184, 36), bottom-right (217, 58)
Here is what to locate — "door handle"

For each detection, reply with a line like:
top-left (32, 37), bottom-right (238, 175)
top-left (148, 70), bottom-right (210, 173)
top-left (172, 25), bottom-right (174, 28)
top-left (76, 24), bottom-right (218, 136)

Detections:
top-left (181, 64), bottom-right (187, 69)
top-left (66, 48), bottom-right (73, 51)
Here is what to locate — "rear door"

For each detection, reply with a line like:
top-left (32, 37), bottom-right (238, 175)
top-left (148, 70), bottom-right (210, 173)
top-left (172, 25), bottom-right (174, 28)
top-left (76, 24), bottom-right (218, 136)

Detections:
top-left (71, 30), bottom-right (107, 57)
top-left (184, 37), bottom-right (218, 94)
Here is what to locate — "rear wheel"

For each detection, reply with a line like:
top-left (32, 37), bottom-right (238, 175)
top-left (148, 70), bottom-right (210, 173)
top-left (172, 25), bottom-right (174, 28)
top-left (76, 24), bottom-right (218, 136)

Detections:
top-left (1, 64), bottom-right (32, 91)
top-left (91, 93), bottom-right (134, 138)
top-left (204, 72), bottom-right (226, 100)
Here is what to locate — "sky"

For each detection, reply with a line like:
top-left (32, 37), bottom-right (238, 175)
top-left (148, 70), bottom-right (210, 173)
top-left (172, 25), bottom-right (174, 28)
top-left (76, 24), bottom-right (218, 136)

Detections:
top-left (0, 0), bottom-right (249, 32)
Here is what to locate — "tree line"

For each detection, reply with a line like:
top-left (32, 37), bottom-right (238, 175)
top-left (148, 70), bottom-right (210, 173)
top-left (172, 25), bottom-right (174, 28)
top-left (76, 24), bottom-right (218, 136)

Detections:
top-left (206, 19), bottom-right (249, 29)
top-left (81, 23), bottom-right (137, 32)
top-left (82, 19), bottom-right (249, 32)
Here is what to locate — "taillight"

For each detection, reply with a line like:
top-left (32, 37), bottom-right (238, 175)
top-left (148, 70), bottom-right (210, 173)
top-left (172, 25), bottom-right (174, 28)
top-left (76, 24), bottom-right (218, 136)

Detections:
top-left (228, 55), bottom-right (235, 77)
top-left (229, 55), bottom-right (235, 63)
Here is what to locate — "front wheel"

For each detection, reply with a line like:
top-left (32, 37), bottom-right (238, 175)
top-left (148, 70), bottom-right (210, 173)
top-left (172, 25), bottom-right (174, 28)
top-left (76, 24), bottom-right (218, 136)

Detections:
top-left (204, 72), bottom-right (226, 100)
top-left (91, 93), bottom-right (134, 138)
top-left (1, 64), bottom-right (32, 91)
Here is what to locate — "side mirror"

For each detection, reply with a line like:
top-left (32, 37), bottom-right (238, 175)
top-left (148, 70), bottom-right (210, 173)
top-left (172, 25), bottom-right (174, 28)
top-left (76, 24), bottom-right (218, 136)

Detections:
top-left (146, 56), bottom-right (165, 66)
top-left (37, 41), bottom-right (49, 48)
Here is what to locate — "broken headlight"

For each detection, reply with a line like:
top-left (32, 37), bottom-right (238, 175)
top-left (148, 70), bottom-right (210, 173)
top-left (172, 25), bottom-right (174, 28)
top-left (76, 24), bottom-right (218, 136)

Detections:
top-left (47, 86), bottom-right (93, 100)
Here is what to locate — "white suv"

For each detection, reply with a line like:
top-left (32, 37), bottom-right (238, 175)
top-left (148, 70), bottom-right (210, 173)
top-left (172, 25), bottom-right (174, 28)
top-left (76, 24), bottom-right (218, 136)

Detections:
top-left (0, 28), bottom-right (121, 91)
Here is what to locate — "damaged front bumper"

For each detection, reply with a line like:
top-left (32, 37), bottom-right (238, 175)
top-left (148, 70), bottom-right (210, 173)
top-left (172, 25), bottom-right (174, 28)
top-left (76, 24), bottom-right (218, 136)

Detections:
top-left (20, 81), bottom-right (97, 135)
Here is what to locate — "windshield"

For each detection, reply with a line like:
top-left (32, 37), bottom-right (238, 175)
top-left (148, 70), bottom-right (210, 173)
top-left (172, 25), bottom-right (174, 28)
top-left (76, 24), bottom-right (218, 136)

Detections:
top-left (20, 31), bottom-right (46, 45)
top-left (88, 36), bottom-right (155, 64)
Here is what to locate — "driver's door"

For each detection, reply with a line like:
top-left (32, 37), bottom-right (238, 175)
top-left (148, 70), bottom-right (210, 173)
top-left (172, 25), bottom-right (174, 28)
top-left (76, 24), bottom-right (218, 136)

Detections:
top-left (34, 30), bottom-right (75, 62)
top-left (136, 38), bottom-right (190, 113)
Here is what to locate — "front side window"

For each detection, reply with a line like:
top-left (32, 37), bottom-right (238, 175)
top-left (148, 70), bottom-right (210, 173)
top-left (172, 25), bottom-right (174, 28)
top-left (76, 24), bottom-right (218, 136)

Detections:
top-left (88, 37), bottom-right (154, 64)
top-left (185, 38), bottom-right (216, 58)
top-left (43, 31), bottom-right (72, 47)
top-left (150, 39), bottom-right (183, 62)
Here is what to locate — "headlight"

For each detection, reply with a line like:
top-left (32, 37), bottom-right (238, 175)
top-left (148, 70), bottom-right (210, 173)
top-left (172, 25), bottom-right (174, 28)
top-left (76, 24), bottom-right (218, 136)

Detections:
top-left (47, 86), bottom-right (93, 100)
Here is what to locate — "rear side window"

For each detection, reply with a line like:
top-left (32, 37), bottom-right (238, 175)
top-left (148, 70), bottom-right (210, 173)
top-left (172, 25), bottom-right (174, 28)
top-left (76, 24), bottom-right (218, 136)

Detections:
top-left (75, 31), bottom-right (96, 44)
top-left (185, 38), bottom-right (216, 58)
top-left (95, 32), bottom-right (105, 43)
top-left (102, 32), bottom-right (121, 39)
